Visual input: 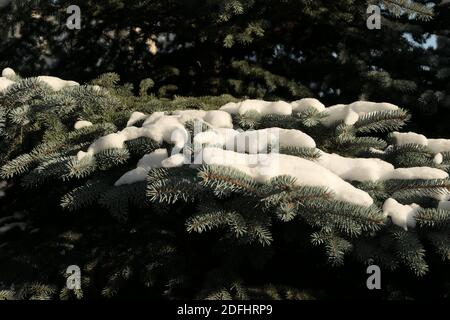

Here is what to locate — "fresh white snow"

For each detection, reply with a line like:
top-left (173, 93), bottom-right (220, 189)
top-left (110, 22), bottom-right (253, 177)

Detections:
top-left (390, 167), bottom-right (448, 180)
top-left (317, 151), bottom-right (448, 182)
top-left (5, 68), bottom-right (450, 232)
top-left (200, 147), bottom-right (374, 207)
top-left (114, 167), bottom-right (149, 187)
top-left (291, 98), bottom-right (326, 113)
top-left (1, 68), bottom-right (80, 92)
top-left (37, 76), bottom-right (79, 91)
top-left (233, 128), bottom-right (316, 153)
top-left (126, 112), bottom-right (148, 127)
top-left (161, 153), bottom-right (186, 168)
top-left (219, 102), bottom-right (240, 114)
top-left (218, 99), bottom-right (400, 128)
top-left (172, 110), bottom-right (207, 119)
top-left (427, 139), bottom-right (450, 154)
top-left (114, 149), bottom-right (169, 186)
top-left (317, 152), bottom-right (395, 182)
top-left (193, 127), bottom-right (315, 153)
top-left (193, 128), bottom-right (240, 148)
top-left (143, 111), bottom-right (166, 126)
top-left (382, 198), bottom-right (420, 230)
top-left (63, 99), bottom-right (448, 219)
top-left (171, 109), bottom-right (233, 128)
top-left (0, 77), bottom-right (15, 92)
top-left (1, 67), bottom-right (15, 77)
top-left (268, 128), bottom-right (316, 149)
top-left (74, 120), bottom-right (93, 130)
top-left (219, 99), bottom-right (292, 116)
top-left (433, 153), bottom-right (444, 165)
top-left (137, 149), bottom-right (169, 170)
top-left (321, 101), bottom-right (399, 127)
top-left (391, 132), bottom-right (428, 146)
top-left (80, 110), bottom-right (236, 160)
top-left (202, 110), bottom-right (233, 128)
top-left (392, 132), bottom-right (450, 154)
top-left (79, 115), bottom-right (188, 159)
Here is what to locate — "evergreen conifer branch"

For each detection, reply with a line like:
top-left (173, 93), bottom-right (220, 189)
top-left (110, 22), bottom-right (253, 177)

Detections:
top-left (380, 0), bottom-right (434, 21)
top-left (415, 208), bottom-right (450, 229)
top-left (353, 109), bottom-right (409, 133)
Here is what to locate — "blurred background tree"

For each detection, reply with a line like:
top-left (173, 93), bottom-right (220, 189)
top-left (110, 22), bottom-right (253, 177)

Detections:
top-left (1, 0), bottom-right (450, 300)
top-left (0, 0), bottom-right (448, 135)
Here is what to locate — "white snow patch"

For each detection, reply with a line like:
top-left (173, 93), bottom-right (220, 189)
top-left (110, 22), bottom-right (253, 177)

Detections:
top-left (271, 128), bottom-right (316, 149)
top-left (0, 77), bottom-right (15, 92)
top-left (382, 198), bottom-right (420, 230)
top-left (137, 149), bottom-right (169, 170)
top-left (219, 99), bottom-right (292, 116)
top-left (291, 98), bottom-right (325, 113)
top-left (74, 120), bottom-right (93, 130)
top-left (37, 76), bottom-right (79, 91)
top-left (391, 132), bottom-right (428, 146)
top-left (114, 167), bottom-right (149, 186)
top-left (82, 110), bottom-right (236, 160)
top-left (126, 112), bottom-right (148, 127)
top-left (161, 153), bottom-right (186, 168)
top-left (1, 67), bottom-right (15, 77)
top-left (172, 109), bottom-right (233, 128)
top-left (219, 102), bottom-right (240, 114)
top-left (85, 133), bottom-right (128, 156)
top-left (236, 128), bottom-right (315, 152)
top-left (200, 147), bottom-right (374, 207)
top-left (349, 101), bottom-right (398, 114)
top-left (390, 167), bottom-right (448, 180)
top-left (194, 127), bottom-right (316, 153)
top-left (316, 152), bottom-right (448, 182)
top-left (193, 128), bottom-right (240, 149)
top-left (219, 100), bottom-right (398, 125)
top-left (344, 110), bottom-right (360, 125)
top-left (321, 101), bottom-right (399, 127)
top-left (114, 149), bottom-right (169, 186)
top-left (172, 110), bottom-right (207, 123)
top-left (203, 110), bottom-right (233, 128)
top-left (81, 115), bottom-right (187, 159)
top-left (433, 153), bottom-right (443, 165)
top-left (317, 152), bottom-right (395, 182)
top-left (392, 132), bottom-right (450, 154)
top-left (427, 139), bottom-right (450, 154)
top-left (143, 111), bottom-right (166, 126)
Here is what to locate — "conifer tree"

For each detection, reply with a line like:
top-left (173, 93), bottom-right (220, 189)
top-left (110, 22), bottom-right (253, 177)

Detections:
top-left (0, 70), bottom-right (449, 299)
top-left (0, 0), bottom-right (449, 301)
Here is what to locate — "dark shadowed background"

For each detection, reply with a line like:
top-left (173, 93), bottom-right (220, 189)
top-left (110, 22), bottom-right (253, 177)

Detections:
top-left (1, 0), bottom-right (449, 136)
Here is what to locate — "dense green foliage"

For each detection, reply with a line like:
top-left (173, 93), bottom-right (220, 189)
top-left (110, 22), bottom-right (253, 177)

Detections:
top-left (1, 1), bottom-right (449, 136)
top-left (0, 0), bottom-right (449, 300)
top-left (0, 74), bottom-right (449, 300)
